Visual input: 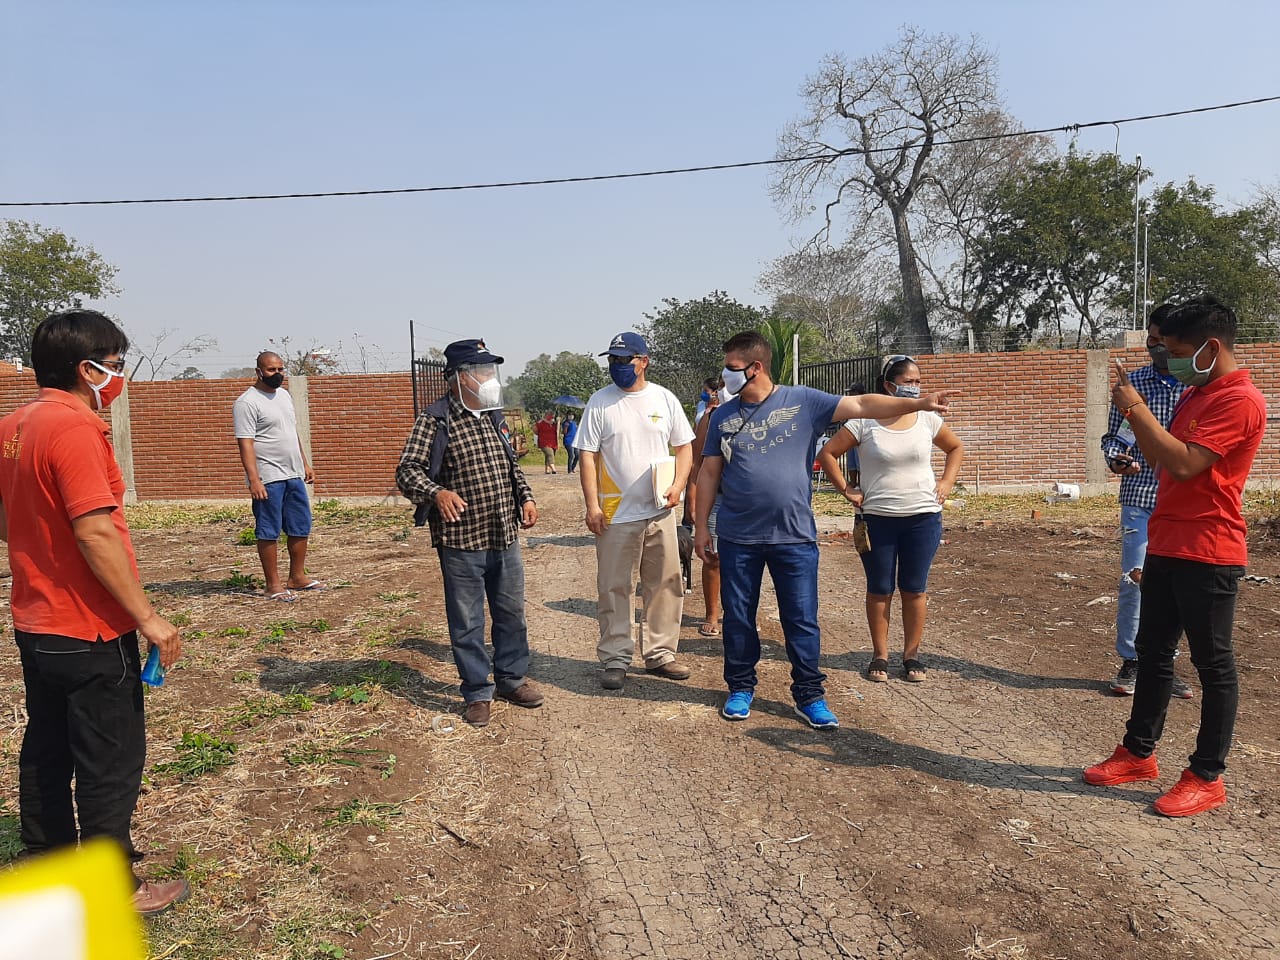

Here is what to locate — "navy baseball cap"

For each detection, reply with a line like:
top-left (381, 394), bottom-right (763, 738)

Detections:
top-left (599, 332), bottom-right (649, 357)
top-left (443, 338), bottom-right (504, 374)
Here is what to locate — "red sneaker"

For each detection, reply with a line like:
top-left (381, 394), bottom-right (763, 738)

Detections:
top-left (1083, 745), bottom-right (1159, 786)
top-left (1153, 769), bottom-right (1227, 817)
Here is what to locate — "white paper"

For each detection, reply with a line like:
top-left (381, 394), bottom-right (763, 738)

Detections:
top-left (651, 456), bottom-right (681, 509)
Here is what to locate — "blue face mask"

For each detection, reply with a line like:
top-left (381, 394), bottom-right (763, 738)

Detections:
top-left (610, 360), bottom-right (638, 389)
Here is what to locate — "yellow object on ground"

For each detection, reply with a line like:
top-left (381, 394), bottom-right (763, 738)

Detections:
top-left (0, 839), bottom-right (145, 960)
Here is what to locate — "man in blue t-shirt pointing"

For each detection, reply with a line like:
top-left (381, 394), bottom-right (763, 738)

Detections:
top-left (693, 331), bottom-right (953, 729)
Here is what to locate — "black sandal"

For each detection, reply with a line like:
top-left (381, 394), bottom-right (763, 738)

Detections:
top-left (865, 658), bottom-right (889, 682)
top-left (903, 658), bottom-right (927, 682)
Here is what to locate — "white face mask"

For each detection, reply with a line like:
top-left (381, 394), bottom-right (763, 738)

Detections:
top-left (457, 364), bottom-right (503, 412)
top-left (721, 364), bottom-right (754, 396)
top-left (893, 383), bottom-right (921, 399)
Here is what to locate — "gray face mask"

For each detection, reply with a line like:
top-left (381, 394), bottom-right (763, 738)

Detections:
top-left (893, 383), bottom-right (921, 399)
top-left (1148, 343), bottom-right (1170, 371)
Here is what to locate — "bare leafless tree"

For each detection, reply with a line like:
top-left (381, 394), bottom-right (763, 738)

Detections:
top-left (758, 241), bottom-right (897, 355)
top-left (912, 111), bottom-right (1053, 337)
top-left (127, 328), bottom-right (217, 381)
top-left (267, 336), bottom-right (340, 376)
top-left (774, 27), bottom-right (1009, 352)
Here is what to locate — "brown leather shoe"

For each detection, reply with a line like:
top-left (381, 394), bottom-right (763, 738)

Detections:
top-left (463, 700), bottom-right (492, 727)
top-left (601, 667), bottom-right (626, 690)
top-left (497, 681), bottom-right (544, 708)
top-left (645, 660), bottom-right (691, 680)
top-left (132, 878), bottom-right (190, 916)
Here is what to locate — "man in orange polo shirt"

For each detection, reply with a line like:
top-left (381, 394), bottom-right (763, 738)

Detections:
top-left (1084, 295), bottom-right (1266, 816)
top-left (0, 309), bottom-right (189, 914)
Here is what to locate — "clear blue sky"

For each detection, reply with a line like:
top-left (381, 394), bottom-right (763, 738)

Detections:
top-left (3, 0), bottom-right (1278, 378)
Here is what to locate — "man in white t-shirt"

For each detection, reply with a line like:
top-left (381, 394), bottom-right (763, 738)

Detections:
top-left (233, 351), bottom-right (321, 601)
top-left (576, 332), bottom-right (695, 690)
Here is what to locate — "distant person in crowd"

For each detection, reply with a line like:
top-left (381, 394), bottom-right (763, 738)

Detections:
top-left (535, 411), bottom-right (558, 474)
top-left (686, 375), bottom-right (725, 637)
top-left (576, 332), bottom-right (695, 690)
top-left (694, 375), bottom-right (723, 426)
top-left (817, 356), bottom-right (963, 683)
top-left (0, 309), bottom-right (189, 916)
top-left (1100, 305), bottom-right (1192, 700)
top-left (1085, 295), bottom-right (1266, 817)
top-left (396, 338), bottom-right (542, 728)
top-left (843, 382), bottom-right (865, 485)
top-left (563, 412), bottom-right (580, 474)
top-left (233, 351), bottom-right (322, 601)
top-left (694, 332), bottom-right (952, 729)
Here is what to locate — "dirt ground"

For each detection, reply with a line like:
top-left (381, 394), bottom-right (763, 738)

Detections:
top-left (2, 478), bottom-right (1279, 960)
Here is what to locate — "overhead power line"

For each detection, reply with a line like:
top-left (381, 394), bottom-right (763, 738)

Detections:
top-left (3, 95), bottom-right (1277, 208)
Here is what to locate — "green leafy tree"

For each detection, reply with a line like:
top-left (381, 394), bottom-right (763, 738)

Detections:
top-left (970, 150), bottom-right (1139, 346)
top-left (0, 220), bottom-right (119, 363)
top-left (504, 351), bottom-right (607, 416)
top-left (1145, 179), bottom-right (1280, 339)
top-left (638, 291), bottom-right (770, 403)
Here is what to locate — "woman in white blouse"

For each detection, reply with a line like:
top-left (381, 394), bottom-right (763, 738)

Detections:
top-left (818, 356), bottom-right (964, 683)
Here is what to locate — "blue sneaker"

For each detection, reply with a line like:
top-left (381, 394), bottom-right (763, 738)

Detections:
top-left (722, 690), bottom-right (753, 720)
top-left (794, 698), bottom-right (839, 729)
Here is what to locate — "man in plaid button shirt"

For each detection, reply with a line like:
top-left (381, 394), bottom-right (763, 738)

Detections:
top-left (396, 339), bottom-right (542, 727)
top-left (1100, 305), bottom-right (1191, 699)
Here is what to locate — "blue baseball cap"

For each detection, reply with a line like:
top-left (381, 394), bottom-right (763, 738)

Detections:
top-left (599, 332), bottom-right (649, 357)
top-left (443, 338), bottom-right (504, 374)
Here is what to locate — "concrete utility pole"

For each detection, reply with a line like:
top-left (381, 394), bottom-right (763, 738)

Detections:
top-left (1133, 154), bottom-right (1143, 330)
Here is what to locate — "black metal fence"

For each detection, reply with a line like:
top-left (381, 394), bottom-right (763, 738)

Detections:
top-left (798, 355), bottom-right (883, 396)
top-left (411, 358), bottom-right (446, 417)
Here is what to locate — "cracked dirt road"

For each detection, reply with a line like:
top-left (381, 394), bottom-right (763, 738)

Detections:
top-left (499, 475), bottom-right (1280, 960)
top-left (5, 477), bottom-right (1274, 959)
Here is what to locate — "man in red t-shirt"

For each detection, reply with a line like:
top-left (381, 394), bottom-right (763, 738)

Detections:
top-left (1084, 295), bottom-right (1266, 817)
top-left (0, 310), bottom-right (188, 914)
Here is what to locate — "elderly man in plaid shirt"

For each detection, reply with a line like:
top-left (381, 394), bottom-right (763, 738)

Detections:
top-left (1100, 305), bottom-right (1192, 700)
top-left (396, 339), bottom-right (542, 727)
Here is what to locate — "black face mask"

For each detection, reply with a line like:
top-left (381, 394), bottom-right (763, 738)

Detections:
top-left (1147, 343), bottom-right (1170, 371)
top-left (260, 372), bottom-right (285, 389)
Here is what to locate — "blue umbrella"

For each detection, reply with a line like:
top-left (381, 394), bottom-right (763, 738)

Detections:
top-left (550, 394), bottom-right (586, 408)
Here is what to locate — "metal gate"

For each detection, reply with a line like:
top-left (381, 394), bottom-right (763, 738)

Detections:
top-left (798, 355), bottom-right (883, 396)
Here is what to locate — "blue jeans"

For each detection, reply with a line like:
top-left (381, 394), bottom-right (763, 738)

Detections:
top-left (566, 445), bottom-right (580, 473)
top-left (437, 542), bottom-right (530, 704)
top-left (718, 539), bottom-right (825, 706)
top-left (1116, 504), bottom-right (1151, 660)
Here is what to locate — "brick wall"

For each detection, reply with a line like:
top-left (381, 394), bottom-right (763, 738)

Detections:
top-left (128, 379), bottom-right (253, 500)
top-left (306, 373), bottom-right (416, 499)
top-left (1, 352), bottom-right (1276, 500)
top-left (922, 350), bottom-right (1091, 488)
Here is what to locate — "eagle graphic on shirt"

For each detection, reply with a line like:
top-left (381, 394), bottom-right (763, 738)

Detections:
top-left (721, 403), bottom-right (802, 444)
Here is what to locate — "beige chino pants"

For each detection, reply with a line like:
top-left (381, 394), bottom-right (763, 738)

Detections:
top-left (595, 510), bottom-right (684, 668)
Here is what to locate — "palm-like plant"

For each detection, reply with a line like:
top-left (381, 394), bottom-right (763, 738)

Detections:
top-left (757, 315), bottom-right (806, 384)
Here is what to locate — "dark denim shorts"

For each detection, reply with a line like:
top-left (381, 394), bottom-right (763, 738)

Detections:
top-left (860, 511), bottom-right (943, 595)
top-left (252, 477), bottom-right (312, 540)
